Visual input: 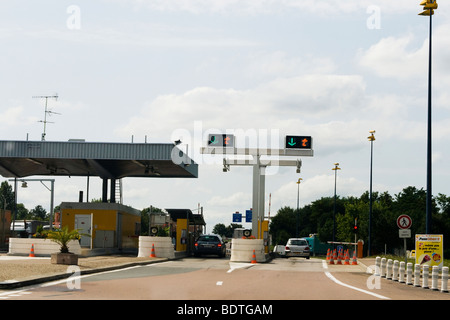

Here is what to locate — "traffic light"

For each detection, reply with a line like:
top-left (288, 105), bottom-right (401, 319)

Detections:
top-left (285, 136), bottom-right (312, 149)
top-left (353, 219), bottom-right (358, 233)
top-left (419, 0), bottom-right (437, 15)
top-left (208, 134), bottom-right (235, 147)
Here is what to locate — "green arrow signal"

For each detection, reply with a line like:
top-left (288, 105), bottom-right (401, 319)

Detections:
top-left (210, 136), bottom-right (218, 144)
top-left (288, 138), bottom-right (296, 147)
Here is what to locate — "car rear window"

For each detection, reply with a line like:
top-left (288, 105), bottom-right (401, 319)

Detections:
top-left (290, 239), bottom-right (308, 246)
top-left (198, 236), bottom-right (219, 242)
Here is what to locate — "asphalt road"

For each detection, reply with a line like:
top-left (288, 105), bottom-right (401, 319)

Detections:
top-left (1, 257), bottom-right (449, 302)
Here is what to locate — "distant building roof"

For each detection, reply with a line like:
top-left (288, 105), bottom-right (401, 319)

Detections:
top-left (60, 202), bottom-right (141, 216)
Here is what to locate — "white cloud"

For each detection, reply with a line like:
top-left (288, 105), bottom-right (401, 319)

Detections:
top-left (357, 34), bottom-right (427, 79)
top-left (0, 105), bottom-right (38, 127)
top-left (117, 74), bottom-right (366, 143)
top-left (243, 51), bottom-right (337, 79)
top-left (358, 22), bottom-right (450, 82)
top-left (108, 0), bottom-right (420, 16)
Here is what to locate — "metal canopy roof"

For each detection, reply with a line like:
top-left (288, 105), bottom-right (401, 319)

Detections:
top-left (165, 208), bottom-right (206, 225)
top-left (0, 140), bottom-right (197, 179)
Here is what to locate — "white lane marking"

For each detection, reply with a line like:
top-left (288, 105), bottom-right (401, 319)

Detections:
top-left (41, 265), bottom-right (142, 287)
top-left (227, 262), bottom-right (253, 273)
top-left (0, 289), bottom-right (34, 299)
top-left (0, 289), bottom-right (31, 297)
top-left (321, 260), bottom-right (390, 300)
top-left (0, 256), bottom-right (49, 260)
top-left (216, 281), bottom-right (223, 286)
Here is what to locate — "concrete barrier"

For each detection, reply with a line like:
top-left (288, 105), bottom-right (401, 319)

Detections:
top-left (9, 238), bottom-right (81, 256)
top-left (138, 236), bottom-right (175, 259)
top-left (230, 238), bottom-right (265, 263)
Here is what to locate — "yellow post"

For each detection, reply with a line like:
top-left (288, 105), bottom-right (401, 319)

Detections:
top-left (258, 220), bottom-right (269, 253)
top-left (176, 219), bottom-right (187, 252)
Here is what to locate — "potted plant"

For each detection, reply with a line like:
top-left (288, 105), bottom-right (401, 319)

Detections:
top-left (47, 226), bottom-right (87, 265)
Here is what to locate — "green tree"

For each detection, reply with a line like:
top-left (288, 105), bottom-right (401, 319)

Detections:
top-left (29, 205), bottom-right (47, 220)
top-left (212, 223), bottom-right (243, 238)
top-left (310, 196), bottom-right (345, 243)
top-left (15, 203), bottom-right (29, 220)
top-left (269, 206), bottom-right (296, 245)
top-left (0, 181), bottom-right (15, 210)
top-left (212, 223), bottom-right (227, 237)
top-left (268, 186), bottom-right (450, 257)
top-left (433, 193), bottom-right (450, 256)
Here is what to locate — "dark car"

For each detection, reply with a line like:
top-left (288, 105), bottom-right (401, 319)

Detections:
top-left (194, 234), bottom-right (226, 258)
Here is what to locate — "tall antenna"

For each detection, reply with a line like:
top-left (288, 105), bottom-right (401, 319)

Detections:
top-left (32, 94), bottom-right (60, 141)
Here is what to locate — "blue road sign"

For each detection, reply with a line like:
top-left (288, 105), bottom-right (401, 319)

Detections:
top-left (233, 212), bottom-right (242, 223)
top-left (245, 209), bottom-right (252, 222)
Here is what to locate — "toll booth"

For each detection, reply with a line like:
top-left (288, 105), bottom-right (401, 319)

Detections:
top-left (60, 202), bottom-right (141, 252)
top-left (165, 209), bottom-right (206, 254)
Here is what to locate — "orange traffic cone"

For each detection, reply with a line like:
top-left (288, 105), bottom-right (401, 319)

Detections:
top-left (326, 249), bottom-right (330, 261)
top-left (336, 249), bottom-right (342, 265)
top-left (344, 249), bottom-right (350, 265)
top-left (328, 250), bottom-right (334, 265)
top-left (29, 244), bottom-right (35, 257)
top-left (150, 244), bottom-right (156, 258)
top-left (352, 250), bottom-right (358, 265)
top-left (251, 250), bottom-right (257, 264)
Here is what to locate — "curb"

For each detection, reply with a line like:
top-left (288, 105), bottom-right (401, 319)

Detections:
top-left (0, 258), bottom-right (169, 290)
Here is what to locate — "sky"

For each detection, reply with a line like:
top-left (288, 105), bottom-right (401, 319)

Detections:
top-left (1, 0), bottom-right (450, 232)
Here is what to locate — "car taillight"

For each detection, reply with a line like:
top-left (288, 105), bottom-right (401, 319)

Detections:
top-left (217, 243), bottom-right (222, 247)
top-left (194, 243), bottom-right (198, 247)
top-left (305, 246), bottom-right (310, 251)
top-left (285, 246), bottom-right (290, 250)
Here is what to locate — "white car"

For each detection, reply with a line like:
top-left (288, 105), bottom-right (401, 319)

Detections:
top-left (284, 238), bottom-right (310, 259)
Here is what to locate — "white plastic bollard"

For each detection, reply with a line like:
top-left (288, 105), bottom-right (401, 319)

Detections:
top-left (399, 261), bottom-right (405, 283)
top-left (406, 262), bottom-right (413, 285)
top-left (386, 259), bottom-right (393, 280)
top-left (375, 256), bottom-right (381, 276)
top-left (431, 266), bottom-right (439, 291)
top-left (422, 265), bottom-right (429, 289)
top-left (392, 260), bottom-right (399, 281)
top-left (381, 257), bottom-right (387, 278)
top-left (441, 266), bottom-right (449, 293)
top-left (414, 264), bottom-right (421, 287)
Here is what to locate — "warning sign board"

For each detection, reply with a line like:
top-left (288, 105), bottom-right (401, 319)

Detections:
top-left (415, 234), bottom-right (444, 268)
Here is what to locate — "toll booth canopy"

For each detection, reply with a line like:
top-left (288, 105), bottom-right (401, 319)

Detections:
top-left (166, 208), bottom-right (206, 252)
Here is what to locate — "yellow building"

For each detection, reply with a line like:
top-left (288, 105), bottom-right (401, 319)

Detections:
top-left (60, 202), bottom-right (141, 252)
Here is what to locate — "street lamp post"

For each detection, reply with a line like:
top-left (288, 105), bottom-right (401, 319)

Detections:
top-left (368, 130), bottom-right (376, 256)
top-left (332, 163), bottom-right (341, 243)
top-left (296, 178), bottom-right (302, 238)
top-left (419, 0), bottom-right (438, 233)
top-left (10, 178), bottom-right (55, 231)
